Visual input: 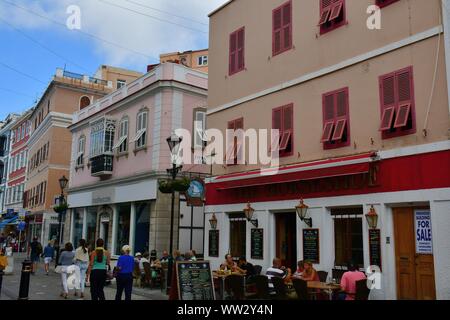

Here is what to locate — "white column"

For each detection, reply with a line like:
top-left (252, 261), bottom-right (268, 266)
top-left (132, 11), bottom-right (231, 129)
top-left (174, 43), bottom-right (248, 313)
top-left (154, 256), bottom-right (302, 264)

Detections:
top-left (129, 202), bottom-right (136, 255)
top-left (111, 204), bottom-right (119, 256)
top-left (69, 209), bottom-right (74, 244)
top-left (82, 208), bottom-right (87, 239)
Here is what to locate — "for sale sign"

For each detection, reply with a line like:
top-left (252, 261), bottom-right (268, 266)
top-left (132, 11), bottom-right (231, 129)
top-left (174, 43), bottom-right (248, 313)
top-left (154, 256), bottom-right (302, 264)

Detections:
top-left (415, 210), bottom-right (433, 254)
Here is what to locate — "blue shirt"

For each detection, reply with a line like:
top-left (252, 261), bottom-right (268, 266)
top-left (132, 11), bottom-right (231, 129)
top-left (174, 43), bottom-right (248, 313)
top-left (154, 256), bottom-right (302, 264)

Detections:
top-left (117, 255), bottom-right (134, 274)
top-left (43, 246), bottom-right (54, 258)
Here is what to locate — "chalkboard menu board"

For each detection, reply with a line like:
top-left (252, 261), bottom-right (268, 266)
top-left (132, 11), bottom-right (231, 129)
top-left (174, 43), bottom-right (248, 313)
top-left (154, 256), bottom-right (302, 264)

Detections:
top-left (303, 229), bottom-right (320, 263)
top-left (208, 230), bottom-right (219, 257)
top-left (176, 261), bottom-right (215, 300)
top-left (369, 229), bottom-right (382, 271)
top-left (251, 228), bottom-right (264, 260)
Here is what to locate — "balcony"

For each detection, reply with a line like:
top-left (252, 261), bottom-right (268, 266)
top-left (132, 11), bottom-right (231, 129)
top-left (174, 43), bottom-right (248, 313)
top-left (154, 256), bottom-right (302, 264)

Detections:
top-left (90, 154), bottom-right (113, 177)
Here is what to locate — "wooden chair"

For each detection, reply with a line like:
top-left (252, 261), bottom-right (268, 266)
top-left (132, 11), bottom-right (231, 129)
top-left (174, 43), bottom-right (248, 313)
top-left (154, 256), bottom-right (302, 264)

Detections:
top-left (292, 278), bottom-right (308, 300)
top-left (355, 279), bottom-right (370, 300)
top-left (253, 275), bottom-right (271, 300)
top-left (224, 274), bottom-right (245, 300)
top-left (142, 262), bottom-right (152, 288)
top-left (317, 271), bottom-right (328, 283)
top-left (254, 265), bottom-right (262, 275)
top-left (271, 277), bottom-right (288, 300)
top-left (132, 261), bottom-right (142, 287)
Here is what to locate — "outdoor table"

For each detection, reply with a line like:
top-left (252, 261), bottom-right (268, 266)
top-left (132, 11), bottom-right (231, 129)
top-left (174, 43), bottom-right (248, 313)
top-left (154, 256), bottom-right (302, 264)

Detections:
top-left (287, 279), bottom-right (341, 300)
top-left (213, 271), bottom-right (246, 300)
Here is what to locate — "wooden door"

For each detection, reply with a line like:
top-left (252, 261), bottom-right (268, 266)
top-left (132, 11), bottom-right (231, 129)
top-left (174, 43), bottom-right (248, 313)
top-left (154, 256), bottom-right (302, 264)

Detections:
top-left (275, 213), bottom-right (297, 271)
top-left (393, 208), bottom-right (436, 300)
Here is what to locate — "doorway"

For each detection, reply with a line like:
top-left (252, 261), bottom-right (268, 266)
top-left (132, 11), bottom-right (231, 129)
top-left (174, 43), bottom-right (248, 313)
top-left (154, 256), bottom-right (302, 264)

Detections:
top-left (275, 213), bottom-right (297, 271)
top-left (100, 222), bottom-right (109, 250)
top-left (393, 207), bottom-right (436, 300)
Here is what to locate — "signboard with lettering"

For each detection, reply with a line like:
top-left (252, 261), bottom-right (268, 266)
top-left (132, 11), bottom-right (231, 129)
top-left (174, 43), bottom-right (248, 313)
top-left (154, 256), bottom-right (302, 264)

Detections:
top-left (369, 229), bottom-right (382, 271)
top-left (302, 229), bottom-right (320, 263)
top-left (251, 228), bottom-right (264, 260)
top-left (208, 230), bottom-right (219, 257)
top-left (176, 261), bottom-right (215, 300)
top-left (186, 179), bottom-right (205, 207)
top-left (415, 210), bottom-right (433, 254)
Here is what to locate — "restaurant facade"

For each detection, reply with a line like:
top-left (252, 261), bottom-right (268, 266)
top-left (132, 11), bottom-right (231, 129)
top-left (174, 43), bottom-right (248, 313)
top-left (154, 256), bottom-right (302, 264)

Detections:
top-left (204, 0), bottom-right (450, 300)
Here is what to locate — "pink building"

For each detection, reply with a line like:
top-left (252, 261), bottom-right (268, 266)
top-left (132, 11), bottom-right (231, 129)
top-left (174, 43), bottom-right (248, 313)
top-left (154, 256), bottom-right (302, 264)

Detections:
top-left (66, 63), bottom-right (208, 256)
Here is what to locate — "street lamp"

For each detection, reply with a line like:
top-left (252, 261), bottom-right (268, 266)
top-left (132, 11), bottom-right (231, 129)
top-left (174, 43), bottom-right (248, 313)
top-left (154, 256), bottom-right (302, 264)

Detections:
top-left (295, 198), bottom-right (312, 228)
top-left (244, 202), bottom-right (258, 228)
top-left (55, 175), bottom-right (68, 267)
top-left (166, 132), bottom-right (183, 292)
top-left (365, 205), bottom-right (379, 229)
top-left (209, 213), bottom-right (218, 230)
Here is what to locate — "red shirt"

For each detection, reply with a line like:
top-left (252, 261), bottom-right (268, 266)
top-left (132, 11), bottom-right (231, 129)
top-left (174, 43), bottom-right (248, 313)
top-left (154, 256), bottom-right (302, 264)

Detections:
top-left (340, 271), bottom-right (367, 300)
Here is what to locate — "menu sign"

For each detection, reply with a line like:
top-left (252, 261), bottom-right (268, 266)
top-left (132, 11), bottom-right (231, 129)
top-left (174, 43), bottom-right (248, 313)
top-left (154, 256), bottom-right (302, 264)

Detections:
top-left (251, 229), bottom-right (264, 260)
top-left (369, 229), bottom-right (382, 271)
top-left (176, 261), bottom-right (215, 300)
top-left (208, 230), bottom-right (219, 257)
top-left (302, 229), bottom-right (320, 263)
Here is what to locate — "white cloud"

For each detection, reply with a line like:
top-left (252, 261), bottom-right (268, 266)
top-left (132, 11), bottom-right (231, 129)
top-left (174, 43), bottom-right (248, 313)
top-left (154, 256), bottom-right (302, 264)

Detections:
top-left (0, 0), bottom-right (228, 68)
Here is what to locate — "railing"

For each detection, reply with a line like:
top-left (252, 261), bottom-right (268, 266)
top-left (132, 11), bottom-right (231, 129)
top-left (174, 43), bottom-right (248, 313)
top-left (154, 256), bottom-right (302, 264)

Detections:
top-left (90, 154), bottom-right (113, 177)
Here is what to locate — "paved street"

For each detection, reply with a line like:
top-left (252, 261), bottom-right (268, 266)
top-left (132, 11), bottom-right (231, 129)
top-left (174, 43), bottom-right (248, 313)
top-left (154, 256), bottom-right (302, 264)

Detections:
top-left (0, 253), bottom-right (168, 301)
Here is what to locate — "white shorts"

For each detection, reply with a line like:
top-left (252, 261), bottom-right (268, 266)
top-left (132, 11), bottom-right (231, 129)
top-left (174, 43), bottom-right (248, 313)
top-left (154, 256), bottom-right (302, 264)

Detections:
top-left (44, 257), bottom-right (52, 264)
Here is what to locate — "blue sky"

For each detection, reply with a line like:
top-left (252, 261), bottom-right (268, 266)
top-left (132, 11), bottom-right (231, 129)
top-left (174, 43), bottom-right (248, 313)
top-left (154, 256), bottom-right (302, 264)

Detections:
top-left (0, 0), bottom-right (226, 119)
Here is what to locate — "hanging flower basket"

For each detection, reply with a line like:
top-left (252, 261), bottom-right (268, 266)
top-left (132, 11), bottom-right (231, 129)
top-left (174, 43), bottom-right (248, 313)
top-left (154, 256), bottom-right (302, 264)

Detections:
top-left (53, 203), bottom-right (69, 214)
top-left (172, 177), bottom-right (191, 192)
top-left (158, 180), bottom-right (174, 194)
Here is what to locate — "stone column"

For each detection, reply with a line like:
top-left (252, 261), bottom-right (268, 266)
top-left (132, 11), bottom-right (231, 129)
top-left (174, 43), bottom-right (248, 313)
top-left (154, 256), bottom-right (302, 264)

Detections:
top-left (110, 204), bottom-right (119, 256)
top-left (129, 202), bottom-right (136, 255)
top-left (82, 208), bottom-right (87, 239)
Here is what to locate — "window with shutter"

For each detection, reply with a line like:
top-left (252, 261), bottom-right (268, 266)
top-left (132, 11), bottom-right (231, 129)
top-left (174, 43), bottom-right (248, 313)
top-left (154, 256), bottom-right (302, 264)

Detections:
top-left (273, 1), bottom-right (292, 57)
top-left (322, 88), bottom-right (350, 149)
top-left (379, 66), bottom-right (416, 139)
top-left (319, 0), bottom-right (346, 35)
top-left (226, 118), bottom-right (244, 165)
top-left (229, 27), bottom-right (245, 75)
top-left (272, 104), bottom-right (293, 157)
top-left (375, 0), bottom-right (400, 9)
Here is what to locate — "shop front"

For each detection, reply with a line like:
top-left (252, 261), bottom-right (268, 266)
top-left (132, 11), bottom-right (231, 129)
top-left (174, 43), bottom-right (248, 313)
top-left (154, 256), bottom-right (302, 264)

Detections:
top-left (205, 144), bottom-right (450, 300)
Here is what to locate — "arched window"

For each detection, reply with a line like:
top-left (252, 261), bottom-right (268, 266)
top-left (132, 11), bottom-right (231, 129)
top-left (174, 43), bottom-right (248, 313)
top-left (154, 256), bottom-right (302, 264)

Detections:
top-left (80, 96), bottom-right (91, 110)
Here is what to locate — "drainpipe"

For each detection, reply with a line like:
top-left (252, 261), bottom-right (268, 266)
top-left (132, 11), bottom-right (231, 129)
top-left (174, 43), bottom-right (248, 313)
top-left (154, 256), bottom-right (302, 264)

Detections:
top-left (442, 0), bottom-right (450, 117)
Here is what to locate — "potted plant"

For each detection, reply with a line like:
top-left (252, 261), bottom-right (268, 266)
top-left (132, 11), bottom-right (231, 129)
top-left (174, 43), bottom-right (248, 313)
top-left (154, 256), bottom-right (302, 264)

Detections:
top-left (172, 177), bottom-right (191, 192)
top-left (158, 180), bottom-right (173, 194)
top-left (53, 202), bottom-right (69, 213)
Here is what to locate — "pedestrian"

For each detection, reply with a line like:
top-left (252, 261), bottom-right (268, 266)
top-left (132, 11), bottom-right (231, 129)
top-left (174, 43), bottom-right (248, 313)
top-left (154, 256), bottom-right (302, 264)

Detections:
top-left (0, 233), bottom-right (5, 248)
top-left (0, 247), bottom-right (7, 296)
top-left (58, 242), bottom-right (76, 299)
top-left (28, 237), bottom-right (42, 274)
top-left (115, 245), bottom-right (134, 301)
top-left (43, 241), bottom-right (55, 275)
top-left (87, 238), bottom-right (110, 301)
top-left (74, 239), bottom-right (89, 299)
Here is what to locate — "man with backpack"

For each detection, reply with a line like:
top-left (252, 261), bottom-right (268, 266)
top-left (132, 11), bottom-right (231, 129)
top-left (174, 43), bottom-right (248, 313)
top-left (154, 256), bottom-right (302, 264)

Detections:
top-left (28, 237), bottom-right (43, 274)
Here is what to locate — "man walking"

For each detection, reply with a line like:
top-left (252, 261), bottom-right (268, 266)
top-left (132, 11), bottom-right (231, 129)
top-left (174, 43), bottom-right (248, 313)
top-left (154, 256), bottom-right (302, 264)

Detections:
top-left (28, 237), bottom-right (43, 274)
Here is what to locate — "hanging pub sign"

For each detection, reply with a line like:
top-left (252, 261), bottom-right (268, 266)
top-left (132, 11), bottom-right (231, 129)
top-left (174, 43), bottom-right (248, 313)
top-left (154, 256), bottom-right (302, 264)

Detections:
top-left (176, 261), bottom-right (215, 300)
top-left (302, 229), bottom-right (320, 263)
top-left (208, 230), bottom-right (219, 257)
top-left (186, 178), bottom-right (205, 207)
top-left (251, 228), bottom-right (264, 260)
top-left (415, 210), bottom-right (433, 254)
top-left (369, 229), bottom-right (382, 271)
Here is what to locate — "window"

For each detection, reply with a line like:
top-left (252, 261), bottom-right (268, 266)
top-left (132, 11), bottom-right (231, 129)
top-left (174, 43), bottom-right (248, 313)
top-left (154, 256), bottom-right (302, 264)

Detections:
top-left (89, 118), bottom-right (116, 158)
top-left (333, 208), bottom-right (364, 267)
top-left (226, 118), bottom-right (244, 165)
top-left (116, 203), bottom-right (131, 255)
top-left (193, 109), bottom-right (207, 149)
top-left (272, 104), bottom-right (293, 157)
top-left (77, 136), bottom-right (86, 166)
top-left (321, 88), bottom-right (350, 149)
top-left (21, 124), bottom-right (25, 140)
top-left (11, 130), bottom-right (15, 144)
top-left (273, 1), bottom-right (292, 56)
top-left (113, 117), bottom-right (129, 153)
top-left (376, 0), bottom-right (399, 8)
top-left (229, 213), bottom-right (246, 259)
top-left (379, 66), bottom-right (416, 139)
top-left (117, 80), bottom-right (126, 89)
top-left (80, 96), bottom-right (91, 110)
top-left (229, 27), bottom-right (245, 75)
top-left (197, 55), bottom-right (208, 66)
top-left (133, 110), bottom-right (148, 149)
top-left (318, 0), bottom-right (346, 35)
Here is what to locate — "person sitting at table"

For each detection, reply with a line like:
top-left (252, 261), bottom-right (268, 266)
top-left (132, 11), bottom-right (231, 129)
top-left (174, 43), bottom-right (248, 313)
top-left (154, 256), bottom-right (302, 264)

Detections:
top-left (238, 256), bottom-right (255, 277)
top-left (135, 252), bottom-right (149, 272)
top-left (160, 250), bottom-right (170, 262)
top-left (339, 260), bottom-right (367, 300)
top-left (220, 254), bottom-right (246, 274)
top-left (293, 260), bottom-right (305, 278)
top-left (266, 258), bottom-right (292, 291)
top-left (301, 260), bottom-right (319, 282)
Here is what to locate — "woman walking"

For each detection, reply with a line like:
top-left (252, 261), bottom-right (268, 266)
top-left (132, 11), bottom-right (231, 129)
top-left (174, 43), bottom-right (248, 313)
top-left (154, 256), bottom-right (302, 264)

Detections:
top-left (59, 242), bottom-right (76, 299)
top-left (115, 245), bottom-right (134, 301)
top-left (87, 238), bottom-right (110, 301)
top-left (74, 239), bottom-right (89, 299)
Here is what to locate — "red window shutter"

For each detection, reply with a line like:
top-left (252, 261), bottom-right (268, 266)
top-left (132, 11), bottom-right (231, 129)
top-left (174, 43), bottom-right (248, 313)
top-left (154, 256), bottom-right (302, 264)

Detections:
top-left (324, 94), bottom-right (335, 121)
top-left (380, 107), bottom-right (395, 131)
top-left (393, 104), bottom-right (411, 128)
top-left (237, 29), bottom-right (245, 70)
top-left (273, 8), bottom-right (282, 55)
top-left (318, 7), bottom-right (331, 25)
top-left (397, 70), bottom-right (412, 103)
top-left (272, 108), bottom-right (282, 131)
top-left (321, 122), bottom-right (334, 142)
top-left (332, 119), bottom-right (347, 141)
top-left (279, 132), bottom-right (292, 151)
top-left (282, 2), bottom-right (292, 50)
top-left (229, 32), bottom-right (237, 75)
top-left (235, 118), bottom-right (244, 130)
top-left (329, 0), bottom-right (343, 21)
top-left (379, 75), bottom-right (396, 130)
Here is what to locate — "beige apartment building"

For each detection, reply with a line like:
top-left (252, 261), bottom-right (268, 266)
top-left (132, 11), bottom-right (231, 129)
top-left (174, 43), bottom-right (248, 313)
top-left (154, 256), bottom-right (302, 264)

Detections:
top-left (24, 66), bottom-right (142, 245)
top-left (205, 0), bottom-right (450, 300)
top-left (157, 49), bottom-right (209, 73)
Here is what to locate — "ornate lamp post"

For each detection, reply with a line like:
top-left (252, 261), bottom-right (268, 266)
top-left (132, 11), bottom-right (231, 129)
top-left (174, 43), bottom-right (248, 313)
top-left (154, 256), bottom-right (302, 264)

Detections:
top-left (365, 205), bottom-right (379, 229)
top-left (55, 175), bottom-right (68, 267)
top-left (243, 202), bottom-right (258, 228)
top-left (295, 198), bottom-right (312, 228)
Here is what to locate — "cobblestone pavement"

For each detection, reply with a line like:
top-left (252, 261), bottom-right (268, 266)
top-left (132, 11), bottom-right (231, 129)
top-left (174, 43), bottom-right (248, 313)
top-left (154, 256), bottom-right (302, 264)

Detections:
top-left (0, 253), bottom-right (168, 301)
